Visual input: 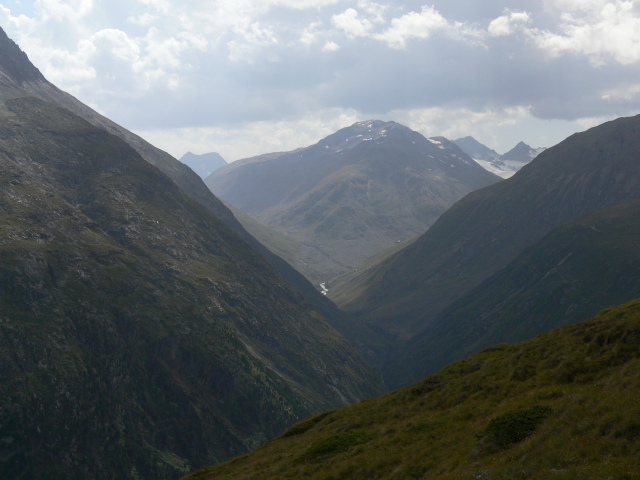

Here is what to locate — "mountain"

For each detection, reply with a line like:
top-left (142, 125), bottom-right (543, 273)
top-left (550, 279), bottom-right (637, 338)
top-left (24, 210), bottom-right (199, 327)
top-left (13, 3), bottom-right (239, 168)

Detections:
top-left (0, 28), bottom-right (385, 479)
top-left (184, 297), bottom-right (640, 479)
top-left (502, 141), bottom-right (546, 163)
top-left (0, 24), bottom-right (381, 358)
top-left (180, 151), bottom-right (227, 179)
top-left (387, 200), bottom-right (640, 386)
top-left (454, 137), bottom-right (545, 179)
top-left (453, 136), bottom-right (501, 162)
top-left (206, 121), bottom-right (501, 284)
top-left (332, 114), bottom-right (640, 385)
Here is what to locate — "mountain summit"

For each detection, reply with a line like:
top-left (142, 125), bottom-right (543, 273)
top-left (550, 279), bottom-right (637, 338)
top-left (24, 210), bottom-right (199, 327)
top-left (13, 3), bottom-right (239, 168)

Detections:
top-left (207, 120), bottom-right (501, 283)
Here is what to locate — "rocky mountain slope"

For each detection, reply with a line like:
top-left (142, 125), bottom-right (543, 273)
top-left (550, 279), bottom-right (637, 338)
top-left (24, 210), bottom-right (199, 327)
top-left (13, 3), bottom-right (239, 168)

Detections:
top-left (454, 136), bottom-right (545, 178)
top-left (331, 114), bottom-right (640, 386)
top-left (0, 30), bottom-right (385, 480)
top-left (184, 297), bottom-right (640, 479)
top-left (179, 151), bottom-right (227, 179)
top-left (207, 121), bottom-right (500, 283)
top-left (0, 26), bottom-right (351, 340)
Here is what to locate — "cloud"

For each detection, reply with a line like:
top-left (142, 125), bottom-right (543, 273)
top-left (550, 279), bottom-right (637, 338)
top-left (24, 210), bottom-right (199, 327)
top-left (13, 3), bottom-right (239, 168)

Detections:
top-left (2, 0), bottom-right (640, 162)
top-left (375, 5), bottom-right (450, 48)
top-left (529, 1), bottom-right (640, 65)
top-left (488, 10), bottom-right (531, 36)
top-left (136, 109), bottom-right (360, 160)
top-left (322, 40), bottom-right (340, 51)
top-left (332, 8), bottom-right (376, 37)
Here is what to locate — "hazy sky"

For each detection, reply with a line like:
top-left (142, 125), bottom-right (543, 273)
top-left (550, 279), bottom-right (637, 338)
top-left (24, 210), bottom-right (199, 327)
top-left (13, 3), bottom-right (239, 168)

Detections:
top-left (2, 0), bottom-right (640, 161)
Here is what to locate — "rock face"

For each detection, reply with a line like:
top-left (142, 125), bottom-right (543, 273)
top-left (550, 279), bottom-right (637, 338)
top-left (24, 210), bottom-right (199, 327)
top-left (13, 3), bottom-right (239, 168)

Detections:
top-left (334, 114), bottom-right (640, 387)
top-left (0, 30), bottom-right (384, 480)
top-left (207, 121), bottom-right (500, 283)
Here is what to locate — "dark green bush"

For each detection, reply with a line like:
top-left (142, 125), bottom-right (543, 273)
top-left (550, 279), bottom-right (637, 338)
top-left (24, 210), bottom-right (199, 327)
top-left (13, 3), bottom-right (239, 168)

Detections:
top-left (478, 406), bottom-right (552, 454)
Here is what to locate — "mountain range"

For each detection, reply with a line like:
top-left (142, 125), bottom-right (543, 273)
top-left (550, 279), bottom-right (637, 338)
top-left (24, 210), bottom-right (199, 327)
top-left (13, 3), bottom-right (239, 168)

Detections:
top-left (331, 113), bottom-right (640, 388)
top-left (179, 152), bottom-right (227, 179)
top-left (454, 136), bottom-right (545, 178)
top-left (0, 26), bottom-right (384, 479)
top-left (206, 121), bottom-right (500, 284)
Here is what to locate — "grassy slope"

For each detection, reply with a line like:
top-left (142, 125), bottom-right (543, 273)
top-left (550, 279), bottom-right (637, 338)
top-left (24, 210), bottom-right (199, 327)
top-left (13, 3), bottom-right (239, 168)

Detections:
top-left (185, 298), bottom-right (640, 480)
top-left (384, 199), bottom-right (640, 387)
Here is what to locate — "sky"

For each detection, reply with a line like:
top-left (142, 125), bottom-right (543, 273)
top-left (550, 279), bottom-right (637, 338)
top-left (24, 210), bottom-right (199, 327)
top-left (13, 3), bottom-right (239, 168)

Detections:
top-left (2, 0), bottom-right (640, 161)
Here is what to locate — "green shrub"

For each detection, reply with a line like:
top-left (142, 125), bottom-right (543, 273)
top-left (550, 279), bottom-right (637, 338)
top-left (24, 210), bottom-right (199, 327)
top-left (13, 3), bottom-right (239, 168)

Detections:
top-left (477, 406), bottom-right (552, 454)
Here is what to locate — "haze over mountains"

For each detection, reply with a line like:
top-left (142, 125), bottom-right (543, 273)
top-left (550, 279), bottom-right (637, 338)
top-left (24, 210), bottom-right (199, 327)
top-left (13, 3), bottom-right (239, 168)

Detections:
top-left (454, 136), bottom-right (545, 178)
top-left (179, 152), bottom-right (227, 179)
top-left (206, 120), bottom-right (500, 283)
top-left (0, 27), bottom-right (383, 479)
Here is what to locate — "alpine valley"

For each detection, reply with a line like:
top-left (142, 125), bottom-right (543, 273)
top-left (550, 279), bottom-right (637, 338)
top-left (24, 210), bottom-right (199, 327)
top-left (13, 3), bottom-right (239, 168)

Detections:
top-left (206, 121), bottom-right (500, 284)
top-left (0, 27), bottom-right (384, 480)
top-left (331, 113), bottom-right (640, 388)
top-left (3, 16), bottom-right (640, 480)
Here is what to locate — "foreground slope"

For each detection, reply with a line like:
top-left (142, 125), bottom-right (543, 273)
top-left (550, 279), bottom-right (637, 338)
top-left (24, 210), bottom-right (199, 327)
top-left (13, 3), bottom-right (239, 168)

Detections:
top-left (207, 121), bottom-right (500, 283)
top-left (0, 96), bottom-right (383, 479)
top-left (185, 297), bottom-right (640, 480)
top-left (333, 114), bottom-right (640, 343)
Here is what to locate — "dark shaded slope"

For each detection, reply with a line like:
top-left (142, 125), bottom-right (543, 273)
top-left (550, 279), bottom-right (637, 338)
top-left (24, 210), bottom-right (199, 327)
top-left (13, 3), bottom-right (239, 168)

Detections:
top-left (336, 115), bottom-right (640, 341)
top-left (387, 200), bottom-right (640, 386)
top-left (0, 97), bottom-right (384, 479)
top-left (0, 25), bottom-right (366, 365)
top-left (185, 298), bottom-right (640, 480)
top-left (208, 121), bottom-right (500, 282)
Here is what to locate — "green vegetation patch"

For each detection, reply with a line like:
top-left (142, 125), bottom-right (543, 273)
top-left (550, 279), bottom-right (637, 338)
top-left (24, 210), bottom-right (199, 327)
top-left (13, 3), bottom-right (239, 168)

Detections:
top-left (302, 430), bottom-right (373, 460)
top-left (478, 405), bottom-right (552, 455)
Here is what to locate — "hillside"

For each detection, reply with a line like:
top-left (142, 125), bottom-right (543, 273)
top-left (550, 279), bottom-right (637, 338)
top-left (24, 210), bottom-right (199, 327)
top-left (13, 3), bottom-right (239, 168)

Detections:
top-left (333, 114), bottom-right (640, 344)
top-left (207, 121), bottom-right (500, 283)
top-left (184, 298), bottom-right (640, 480)
top-left (0, 25), bottom-right (351, 342)
top-left (0, 36), bottom-right (385, 479)
top-left (387, 200), bottom-right (640, 386)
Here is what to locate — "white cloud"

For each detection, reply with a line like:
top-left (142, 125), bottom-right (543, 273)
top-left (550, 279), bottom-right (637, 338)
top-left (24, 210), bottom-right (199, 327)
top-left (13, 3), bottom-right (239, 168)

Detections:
top-left (530, 0), bottom-right (640, 65)
top-left (227, 21), bottom-right (278, 62)
top-left (135, 109), bottom-right (360, 161)
top-left (322, 40), bottom-right (340, 51)
top-left (34, 0), bottom-right (94, 22)
top-left (601, 83), bottom-right (640, 101)
top-left (332, 8), bottom-right (375, 38)
top-left (331, 4), bottom-right (482, 49)
top-left (392, 105), bottom-right (532, 145)
top-left (488, 10), bottom-right (531, 37)
top-left (375, 5), bottom-right (449, 48)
